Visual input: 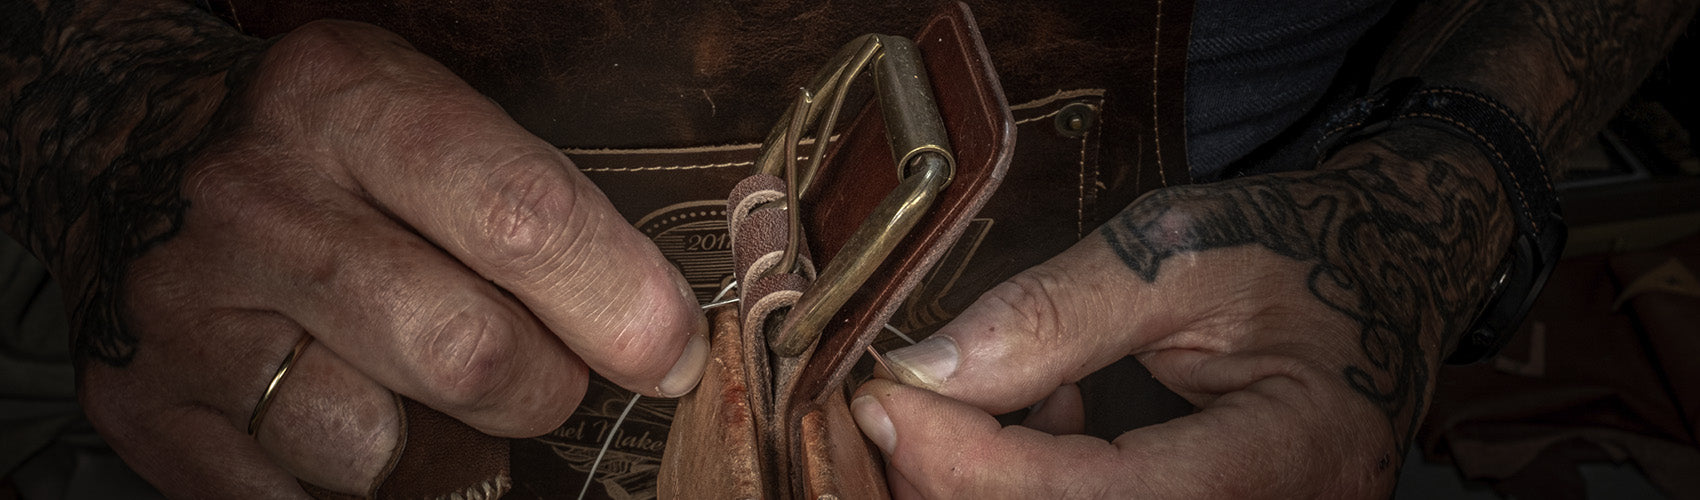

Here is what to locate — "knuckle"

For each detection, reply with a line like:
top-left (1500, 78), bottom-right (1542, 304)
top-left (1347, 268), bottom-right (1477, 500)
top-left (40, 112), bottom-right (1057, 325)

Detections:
top-left (980, 269), bottom-right (1072, 346)
top-left (475, 154), bottom-right (584, 275)
top-left (256, 20), bottom-right (435, 129)
top-left (180, 160), bottom-right (263, 215)
top-left (268, 20), bottom-right (410, 81)
top-left (416, 306), bottom-right (518, 409)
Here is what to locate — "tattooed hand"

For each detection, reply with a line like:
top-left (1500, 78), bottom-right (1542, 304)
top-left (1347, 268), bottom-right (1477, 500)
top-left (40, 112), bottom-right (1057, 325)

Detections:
top-left (850, 0), bottom-right (1695, 495)
top-left (851, 125), bottom-right (1514, 498)
top-left (3, 5), bottom-right (706, 497)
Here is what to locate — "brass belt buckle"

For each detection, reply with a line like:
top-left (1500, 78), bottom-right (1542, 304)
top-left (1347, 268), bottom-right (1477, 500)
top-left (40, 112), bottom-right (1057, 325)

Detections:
top-left (752, 33), bottom-right (956, 357)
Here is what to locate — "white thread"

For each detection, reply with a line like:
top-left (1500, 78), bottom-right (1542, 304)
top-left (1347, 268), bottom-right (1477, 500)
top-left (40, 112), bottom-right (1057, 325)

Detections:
top-left (577, 160), bottom-right (753, 173)
top-left (1009, 88), bottom-right (1108, 111)
top-left (576, 393), bottom-right (641, 500)
top-left (883, 324), bottom-right (918, 345)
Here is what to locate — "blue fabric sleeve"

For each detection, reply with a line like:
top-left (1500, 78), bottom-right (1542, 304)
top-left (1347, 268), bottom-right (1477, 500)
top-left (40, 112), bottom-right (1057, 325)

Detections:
top-left (1185, 0), bottom-right (1397, 178)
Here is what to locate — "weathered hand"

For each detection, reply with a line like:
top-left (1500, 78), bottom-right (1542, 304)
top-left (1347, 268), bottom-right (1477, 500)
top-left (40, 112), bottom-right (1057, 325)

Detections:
top-left (853, 126), bottom-right (1514, 498)
top-left (18, 20), bottom-right (707, 496)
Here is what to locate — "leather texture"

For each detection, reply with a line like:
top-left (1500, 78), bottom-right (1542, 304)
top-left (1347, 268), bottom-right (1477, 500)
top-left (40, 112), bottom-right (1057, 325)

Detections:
top-left (208, 0), bottom-right (1197, 497)
top-left (660, 5), bottom-right (1011, 498)
top-left (783, 2), bottom-right (1012, 417)
top-left (656, 307), bottom-right (770, 497)
top-left (656, 307), bottom-right (885, 499)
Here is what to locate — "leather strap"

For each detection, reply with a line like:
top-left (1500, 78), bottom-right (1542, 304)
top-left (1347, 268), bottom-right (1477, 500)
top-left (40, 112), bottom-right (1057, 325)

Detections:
top-left (784, 0), bottom-right (1013, 425)
top-left (656, 307), bottom-right (771, 497)
top-left (210, 0), bottom-right (1194, 496)
top-left (660, 3), bottom-right (1011, 498)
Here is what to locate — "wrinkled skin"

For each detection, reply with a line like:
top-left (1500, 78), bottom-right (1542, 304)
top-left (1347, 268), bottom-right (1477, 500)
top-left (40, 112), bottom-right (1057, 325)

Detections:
top-left (849, 0), bottom-right (1698, 495)
top-left (855, 126), bottom-right (1513, 498)
top-left (5, 0), bottom-right (1693, 496)
top-left (66, 22), bottom-right (708, 496)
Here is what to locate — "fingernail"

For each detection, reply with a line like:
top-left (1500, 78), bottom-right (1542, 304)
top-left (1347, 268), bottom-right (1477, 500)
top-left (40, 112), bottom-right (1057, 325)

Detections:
top-left (851, 395), bottom-right (897, 454)
top-left (658, 334), bottom-right (709, 397)
top-left (884, 335), bottom-right (959, 388)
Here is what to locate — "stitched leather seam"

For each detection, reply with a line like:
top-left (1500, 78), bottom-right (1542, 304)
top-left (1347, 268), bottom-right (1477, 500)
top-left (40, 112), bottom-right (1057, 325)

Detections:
top-left (1420, 89), bottom-right (1540, 161)
top-left (578, 160), bottom-right (754, 173)
top-left (1008, 88), bottom-right (1108, 111)
top-left (562, 136), bottom-right (832, 156)
top-left (1152, 0), bottom-right (1167, 188)
top-left (1077, 119), bottom-right (1089, 238)
top-left (1418, 88), bottom-right (1554, 193)
top-left (1006, 98), bottom-right (1100, 238)
top-left (1014, 105), bottom-right (1088, 126)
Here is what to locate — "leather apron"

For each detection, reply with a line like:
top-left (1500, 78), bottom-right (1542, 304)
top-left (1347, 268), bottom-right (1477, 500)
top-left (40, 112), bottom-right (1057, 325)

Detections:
top-left (211, 1), bottom-right (1197, 498)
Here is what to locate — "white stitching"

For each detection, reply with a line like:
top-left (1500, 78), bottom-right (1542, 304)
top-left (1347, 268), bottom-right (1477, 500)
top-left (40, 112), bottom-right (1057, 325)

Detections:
top-left (1010, 88), bottom-right (1109, 111)
top-left (1015, 110), bottom-right (1064, 126)
top-left (561, 136), bottom-right (833, 156)
top-left (1077, 119), bottom-right (1090, 238)
top-left (1014, 102), bottom-right (1101, 126)
top-left (1153, 0), bottom-right (1167, 187)
top-left (577, 160), bottom-right (754, 173)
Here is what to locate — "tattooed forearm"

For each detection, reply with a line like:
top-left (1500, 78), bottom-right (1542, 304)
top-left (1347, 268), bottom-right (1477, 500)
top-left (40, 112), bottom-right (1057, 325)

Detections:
top-left (1103, 127), bottom-right (1513, 448)
top-left (1374, 0), bottom-right (1698, 156)
top-left (1103, 0), bottom-right (1694, 458)
top-left (1, 0), bottom-right (262, 366)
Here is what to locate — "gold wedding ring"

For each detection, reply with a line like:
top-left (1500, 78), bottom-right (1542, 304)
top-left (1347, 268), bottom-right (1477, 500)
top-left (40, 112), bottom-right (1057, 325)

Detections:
top-left (247, 335), bottom-right (314, 437)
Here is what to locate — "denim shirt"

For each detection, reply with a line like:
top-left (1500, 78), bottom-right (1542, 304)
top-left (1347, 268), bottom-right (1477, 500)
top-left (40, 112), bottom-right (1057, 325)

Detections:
top-left (1187, 0), bottom-right (1397, 178)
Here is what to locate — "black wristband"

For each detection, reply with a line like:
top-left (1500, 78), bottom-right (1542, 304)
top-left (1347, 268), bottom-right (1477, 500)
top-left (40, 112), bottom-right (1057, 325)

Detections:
top-left (1316, 78), bottom-right (1568, 364)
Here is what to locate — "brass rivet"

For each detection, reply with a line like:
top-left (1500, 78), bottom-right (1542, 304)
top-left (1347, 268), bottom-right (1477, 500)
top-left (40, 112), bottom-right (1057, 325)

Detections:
top-left (1055, 101), bottom-right (1098, 138)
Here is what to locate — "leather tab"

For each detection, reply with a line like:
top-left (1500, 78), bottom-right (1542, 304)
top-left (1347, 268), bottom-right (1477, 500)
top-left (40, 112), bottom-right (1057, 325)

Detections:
top-left (661, 3), bottom-right (1012, 498)
top-left (798, 393), bottom-right (886, 500)
top-left (785, 0), bottom-right (1012, 430)
top-left (658, 307), bottom-right (769, 499)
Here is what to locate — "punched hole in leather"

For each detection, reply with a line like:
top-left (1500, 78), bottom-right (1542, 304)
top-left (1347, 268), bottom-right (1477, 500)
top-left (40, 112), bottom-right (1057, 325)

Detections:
top-left (658, 3), bottom-right (1014, 498)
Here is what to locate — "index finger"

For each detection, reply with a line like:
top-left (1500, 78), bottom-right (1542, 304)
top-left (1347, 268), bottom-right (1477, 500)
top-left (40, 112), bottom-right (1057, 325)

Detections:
top-left (290, 23), bottom-right (707, 397)
top-left (851, 379), bottom-right (1131, 499)
top-left (856, 352), bottom-right (1396, 499)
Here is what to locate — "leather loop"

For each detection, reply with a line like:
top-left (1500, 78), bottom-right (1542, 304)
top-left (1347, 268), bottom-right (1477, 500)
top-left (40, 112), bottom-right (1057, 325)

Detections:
top-left (728, 174), bottom-right (817, 343)
top-left (661, 3), bottom-right (1013, 498)
top-left (782, 0), bottom-right (1013, 426)
top-left (658, 308), bottom-right (770, 498)
top-left (213, 0), bottom-right (1196, 496)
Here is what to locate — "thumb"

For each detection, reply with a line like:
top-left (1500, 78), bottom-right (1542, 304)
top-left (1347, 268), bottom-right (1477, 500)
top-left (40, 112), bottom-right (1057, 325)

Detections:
top-left (851, 379), bottom-right (1131, 499)
top-left (881, 237), bottom-right (1182, 413)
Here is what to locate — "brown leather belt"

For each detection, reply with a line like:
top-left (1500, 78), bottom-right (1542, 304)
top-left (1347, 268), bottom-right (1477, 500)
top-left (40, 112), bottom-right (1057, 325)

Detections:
top-left (658, 5), bottom-right (1012, 497)
top-left (213, 0), bottom-right (1197, 497)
